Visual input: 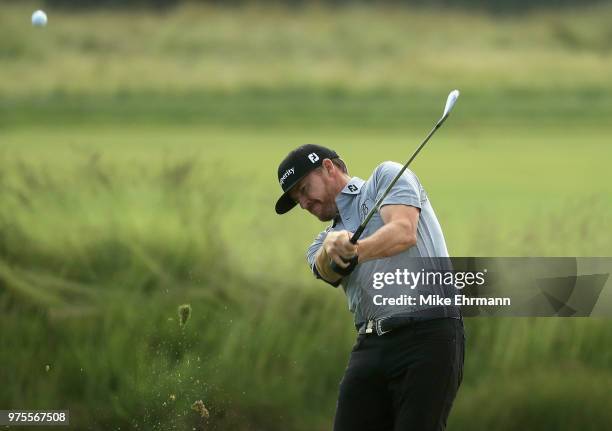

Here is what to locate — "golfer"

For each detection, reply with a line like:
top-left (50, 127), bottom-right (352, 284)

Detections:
top-left (275, 144), bottom-right (465, 431)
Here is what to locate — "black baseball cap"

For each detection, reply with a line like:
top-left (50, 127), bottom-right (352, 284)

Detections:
top-left (275, 144), bottom-right (339, 214)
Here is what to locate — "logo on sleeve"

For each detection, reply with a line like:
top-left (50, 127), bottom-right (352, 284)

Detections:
top-left (307, 153), bottom-right (319, 163)
top-left (279, 167), bottom-right (295, 186)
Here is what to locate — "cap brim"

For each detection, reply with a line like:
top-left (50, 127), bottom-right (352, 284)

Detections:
top-left (275, 192), bottom-right (298, 214)
top-left (275, 170), bottom-right (311, 215)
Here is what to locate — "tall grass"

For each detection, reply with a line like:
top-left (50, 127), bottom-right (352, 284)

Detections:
top-left (2, 131), bottom-right (611, 429)
top-left (1, 2), bottom-right (612, 96)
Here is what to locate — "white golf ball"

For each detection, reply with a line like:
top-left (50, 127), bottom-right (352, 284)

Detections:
top-left (32, 10), bottom-right (48, 27)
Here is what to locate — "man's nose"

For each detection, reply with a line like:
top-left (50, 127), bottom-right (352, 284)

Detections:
top-left (298, 196), bottom-right (309, 210)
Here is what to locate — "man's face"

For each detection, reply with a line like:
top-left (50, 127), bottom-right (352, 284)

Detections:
top-left (289, 167), bottom-right (338, 221)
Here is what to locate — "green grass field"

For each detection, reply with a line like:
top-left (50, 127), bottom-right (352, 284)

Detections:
top-left (1, 2), bottom-right (612, 430)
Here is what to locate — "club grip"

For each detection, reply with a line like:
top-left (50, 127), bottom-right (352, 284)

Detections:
top-left (350, 225), bottom-right (365, 244)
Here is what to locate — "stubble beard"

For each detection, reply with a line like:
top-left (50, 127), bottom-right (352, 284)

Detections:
top-left (315, 201), bottom-right (337, 222)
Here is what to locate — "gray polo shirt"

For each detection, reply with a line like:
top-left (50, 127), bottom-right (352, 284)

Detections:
top-left (306, 161), bottom-right (457, 327)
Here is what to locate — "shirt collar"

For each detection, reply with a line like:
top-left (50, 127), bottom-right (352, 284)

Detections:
top-left (332, 177), bottom-right (365, 227)
top-left (339, 177), bottom-right (365, 195)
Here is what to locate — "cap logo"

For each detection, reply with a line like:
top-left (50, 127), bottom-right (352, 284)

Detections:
top-left (279, 167), bottom-right (295, 186)
top-left (308, 153), bottom-right (319, 163)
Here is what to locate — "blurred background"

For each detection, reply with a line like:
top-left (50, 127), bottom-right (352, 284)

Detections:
top-left (1, 0), bottom-right (612, 429)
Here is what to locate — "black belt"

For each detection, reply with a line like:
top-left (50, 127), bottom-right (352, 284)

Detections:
top-left (356, 306), bottom-right (462, 336)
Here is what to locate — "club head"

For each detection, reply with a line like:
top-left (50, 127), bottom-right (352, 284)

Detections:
top-left (442, 89), bottom-right (460, 119)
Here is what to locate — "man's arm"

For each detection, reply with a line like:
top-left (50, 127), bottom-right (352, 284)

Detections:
top-left (357, 204), bottom-right (419, 263)
top-left (307, 229), bottom-right (348, 286)
top-left (353, 162), bottom-right (423, 263)
top-left (313, 230), bottom-right (358, 284)
top-left (314, 245), bottom-right (343, 284)
top-left (315, 205), bottom-right (418, 280)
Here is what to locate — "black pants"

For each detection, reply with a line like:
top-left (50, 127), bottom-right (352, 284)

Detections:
top-left (333, 318), bottom-right (465, 431)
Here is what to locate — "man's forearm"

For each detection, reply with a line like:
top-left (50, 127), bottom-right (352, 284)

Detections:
top-left (314, 246), bottom-right (343, 283)
top-left (357, 219), bottom-right (416, 263)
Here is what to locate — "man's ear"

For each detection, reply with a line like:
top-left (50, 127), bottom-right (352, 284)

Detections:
top-left (322, 158), bottom-right (334, 175)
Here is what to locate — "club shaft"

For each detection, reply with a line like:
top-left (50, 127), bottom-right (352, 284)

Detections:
top-left (349, 114), bottom-right (449, 244)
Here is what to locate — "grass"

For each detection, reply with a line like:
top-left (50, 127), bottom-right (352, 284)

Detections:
top-left (2, 123), bottom-right (611, 263)
top-left (3, 87), bottom-right (612, 129)
top-left (1, 2), bottom-right (612, 96)
top-left (1, 2), bottom-right (612, 430)
top-left (450, 367), bottom-right (612, 431)
top-left (2, 123), bottom-right (611, 429)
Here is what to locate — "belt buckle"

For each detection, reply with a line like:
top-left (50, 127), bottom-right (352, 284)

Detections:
top-left (375, 317), bottom-right (391, 336)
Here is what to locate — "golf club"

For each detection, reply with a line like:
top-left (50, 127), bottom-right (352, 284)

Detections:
top-left (331, 89), bottom-right (460, 274)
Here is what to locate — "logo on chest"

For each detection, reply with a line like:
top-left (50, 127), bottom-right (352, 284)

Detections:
top-left (360, 199), bottom-right (373, 222)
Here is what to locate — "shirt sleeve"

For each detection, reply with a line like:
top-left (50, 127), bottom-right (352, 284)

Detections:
top-left (306, 227), bottom-right (342, 287)
top-left (373, 161), bottom-right (426, 209)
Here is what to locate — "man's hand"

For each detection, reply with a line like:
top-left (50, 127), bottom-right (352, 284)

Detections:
top-left (323, 230), bottom-right (358, 268)
top-left (313, 230), bottom-right (358, 283)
